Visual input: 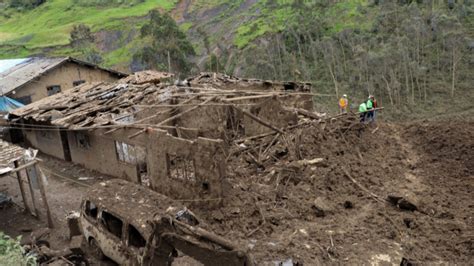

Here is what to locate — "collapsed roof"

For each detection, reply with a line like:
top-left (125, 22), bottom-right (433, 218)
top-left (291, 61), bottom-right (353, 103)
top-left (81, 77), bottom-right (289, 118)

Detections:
top-left (187, 72), bottom-right (312, 92)
top-left (0, 139), bottom-right (26, 175)
top-left (10, 72), bottom-right (315, 132)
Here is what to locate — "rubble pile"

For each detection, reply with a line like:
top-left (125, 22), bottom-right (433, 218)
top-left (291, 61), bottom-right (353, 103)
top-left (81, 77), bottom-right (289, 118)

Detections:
top-left (4, 72), bottom-right (473, 264)
top-left (193, 118), bottom-right (474, 264)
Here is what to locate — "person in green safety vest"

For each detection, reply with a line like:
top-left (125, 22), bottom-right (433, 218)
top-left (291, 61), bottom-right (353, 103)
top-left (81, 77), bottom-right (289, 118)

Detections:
top-left (359, 102), bottom-right (367, 122)
top-left (366, 95), bottom-right (375, 122)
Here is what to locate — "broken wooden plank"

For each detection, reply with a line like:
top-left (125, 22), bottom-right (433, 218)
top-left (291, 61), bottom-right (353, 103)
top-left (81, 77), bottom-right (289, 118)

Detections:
top-left (293, 108), bottom-right (323, 120)
top-left (233, 106), bottom-right (284, 134)
top-left (156, 96), bottom-right (216, 126)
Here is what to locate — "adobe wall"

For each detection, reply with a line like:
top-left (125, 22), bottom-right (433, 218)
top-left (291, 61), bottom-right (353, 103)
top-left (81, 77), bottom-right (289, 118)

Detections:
top-left (241, 97), bottom-right (298, 136)
top-left (67, 131), bottom-right (140, 183)
top-left (11, 62), bottom-right (120, 103)
top-left (146, 129), bottom-right (226, 205)
top-left (22, 128), bottom-right (66, 160)
top-left (177, 104), bottom-right (229, 139)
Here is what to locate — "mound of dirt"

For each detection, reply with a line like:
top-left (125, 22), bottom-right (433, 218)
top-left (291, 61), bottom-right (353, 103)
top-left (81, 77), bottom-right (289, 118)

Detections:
top-left (191, 118), bottom-right (473, 264)
top-left (405, 121), bottom-right (474, 178)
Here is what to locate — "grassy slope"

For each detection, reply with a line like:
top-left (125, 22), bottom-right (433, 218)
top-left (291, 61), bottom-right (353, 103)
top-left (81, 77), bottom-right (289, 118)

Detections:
top-left (233, 0), bottom-right (369, 48)
top-left (0, 0), bottom-right (176, 52)
top-left (0, 0), bottom-right (370, 66)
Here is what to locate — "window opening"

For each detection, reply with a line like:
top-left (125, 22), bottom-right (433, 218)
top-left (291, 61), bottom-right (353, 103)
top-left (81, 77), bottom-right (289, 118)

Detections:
top-left (16, 96), bottom-right (32, 105)
top-left (85, 200), bottom-right (98, 219)
top-left (115, 141), bottom-right (137, 164)
top-left (167, 154), bottom-right (196, 182)
top-left (128, 224), bottom-right (146, 249)
top-left (101, 211), bottom-right (123, 239)
top-left (73, 80), bottom-right (86, 87)
top-left (47, 85), bottom-right (61, 96)
top-left (75, 132), bottom-right (90, 149)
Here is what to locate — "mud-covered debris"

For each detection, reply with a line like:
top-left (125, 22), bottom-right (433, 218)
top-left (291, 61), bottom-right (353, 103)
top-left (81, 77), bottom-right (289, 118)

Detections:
top-left (0, 192), bottom-right (12, 208)
top-left (387, 195), bottom-right (418, 211)
top-left (69, 235), bottom-right (84, 254)
top-left (66, 211), bottom-right (81, 239)
top-left (287, 158), bottom-right (324, 169)
top-left (343, 200), bottom-right (354, 209)
top-left (275, 258), bottom-right (303, 266)
top-left (312, 197), bottom-right (334, 217)
top-left (175, 207), bottom-right (200, 226)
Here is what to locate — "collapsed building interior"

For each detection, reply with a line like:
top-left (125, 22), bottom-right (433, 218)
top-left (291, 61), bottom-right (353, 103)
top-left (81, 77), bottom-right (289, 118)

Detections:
top-left (2, 71), bottom-right (473, 264)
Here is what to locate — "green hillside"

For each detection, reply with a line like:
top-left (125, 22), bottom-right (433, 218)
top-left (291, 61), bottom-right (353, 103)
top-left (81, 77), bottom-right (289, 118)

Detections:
top-left (1, 0), bottom-right (473, 119)
top-left (0, 0), bottom-right (375, 67)
top-left (0, 0), bottom-right (176, 57)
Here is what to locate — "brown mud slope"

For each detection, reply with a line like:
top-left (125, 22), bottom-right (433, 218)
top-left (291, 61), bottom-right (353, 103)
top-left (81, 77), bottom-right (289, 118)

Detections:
top-left (193, 118), bottom-right (473, 264)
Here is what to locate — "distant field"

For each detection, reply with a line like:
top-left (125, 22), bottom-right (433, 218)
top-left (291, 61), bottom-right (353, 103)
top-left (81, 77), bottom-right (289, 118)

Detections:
top-left (0, 0), bottom-right (177, 49)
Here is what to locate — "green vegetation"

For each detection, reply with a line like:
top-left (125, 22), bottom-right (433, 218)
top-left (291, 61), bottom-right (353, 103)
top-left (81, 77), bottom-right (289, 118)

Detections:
top-left (0, 232), bottom-right (36, 266)
top-left (133, 10), bottom-right (195, 75)
top-left (0, 0), bottom-right (177, 50)
top-left (234, 0), bottom-right (370, 48)
top-left (1, 0), bottom-right (473, 121)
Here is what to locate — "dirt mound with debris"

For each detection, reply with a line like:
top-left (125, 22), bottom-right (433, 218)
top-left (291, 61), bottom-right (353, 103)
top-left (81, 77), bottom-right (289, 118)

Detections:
top-left (405, 120), bottom-right (474, 178)
top-left (191, 118), bottom-right (474, 264)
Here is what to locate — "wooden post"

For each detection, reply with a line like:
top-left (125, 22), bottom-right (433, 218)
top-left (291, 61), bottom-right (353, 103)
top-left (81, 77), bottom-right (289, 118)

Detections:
top-left (34, 164), bottom-right (54, 228)
top-left (13, 160), bottom-right (31, 214)
top-left (24, 166), bottom-right (40, 218)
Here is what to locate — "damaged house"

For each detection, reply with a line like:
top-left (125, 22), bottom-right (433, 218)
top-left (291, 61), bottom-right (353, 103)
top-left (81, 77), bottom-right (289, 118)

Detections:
top-left (9, 72), bottom-right (315, 204)
top-left (0, 57), bottom-right (127, 105)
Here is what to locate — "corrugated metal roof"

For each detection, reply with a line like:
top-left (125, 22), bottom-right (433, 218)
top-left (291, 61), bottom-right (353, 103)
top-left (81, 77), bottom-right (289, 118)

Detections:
top-left (0, 57), bottom-right (67, 95)
top-left (0, 57), bottom-right (128, 96)
top-left (0, 58), bottom-right (29, 73)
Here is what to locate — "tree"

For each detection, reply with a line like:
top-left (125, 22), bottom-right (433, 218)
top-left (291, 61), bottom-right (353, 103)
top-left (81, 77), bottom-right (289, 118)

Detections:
top-left (133, 10), bottom-right (196, 76)
top-left (70, 24), bottom-right (95, 48)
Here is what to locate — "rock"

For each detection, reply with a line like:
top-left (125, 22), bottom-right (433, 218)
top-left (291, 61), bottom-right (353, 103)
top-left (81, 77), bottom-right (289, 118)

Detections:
top-left (387, 195), bottom-right (418, 212)
top-left (343, 200), bottom-right (353, 209)
top-left (312, 197), bottom-right (333, 217)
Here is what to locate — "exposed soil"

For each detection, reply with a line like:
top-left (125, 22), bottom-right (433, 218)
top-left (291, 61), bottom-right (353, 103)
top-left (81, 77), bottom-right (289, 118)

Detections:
top-left (1, 119), bottom-right (473, 265)
top-left (193, 119), bottom-right (474, 264)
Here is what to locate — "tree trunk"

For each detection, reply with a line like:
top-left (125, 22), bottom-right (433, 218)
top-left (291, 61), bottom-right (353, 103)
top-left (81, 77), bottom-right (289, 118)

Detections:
top-left (451, 48), bottom-right (456, 97)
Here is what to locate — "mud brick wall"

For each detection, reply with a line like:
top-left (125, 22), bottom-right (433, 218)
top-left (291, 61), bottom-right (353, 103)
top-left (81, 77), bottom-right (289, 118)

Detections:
top-left (146, 129), bottom-right (226, 206)
top-left (23, 128), bottom-right (66, 160)
top-left (242, 98), bottom-right (298, 136)
top-left (177, 104), bottom-right (228, 139)
top-left (11, 62), bottom-right (120, 104)
top-left (67, 131), bottom-right (141, 183)
top-left (280, 94), bottom-right (313, 110)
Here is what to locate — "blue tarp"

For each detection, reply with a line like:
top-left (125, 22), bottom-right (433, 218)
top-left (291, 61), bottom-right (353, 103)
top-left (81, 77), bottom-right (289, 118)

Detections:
top-left (0, 96), bottom-right (24, 112)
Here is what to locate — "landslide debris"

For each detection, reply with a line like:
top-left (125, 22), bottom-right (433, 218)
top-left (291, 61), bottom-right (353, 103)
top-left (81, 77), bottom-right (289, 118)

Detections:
top-left (192, 118), bottom-right (474, 264)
